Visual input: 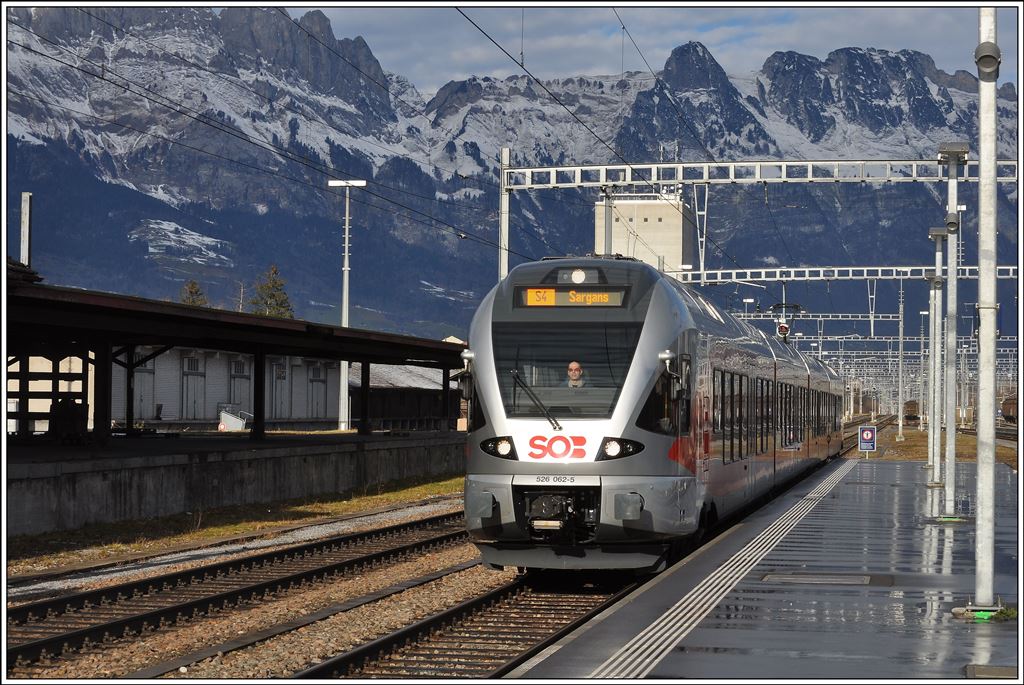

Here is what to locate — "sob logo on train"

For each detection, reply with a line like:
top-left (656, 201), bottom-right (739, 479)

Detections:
top-left (528, 435), bottom-right (587, 459)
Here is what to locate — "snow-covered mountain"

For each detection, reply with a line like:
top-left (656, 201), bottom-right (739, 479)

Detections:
top-left (5, 7), bottom-right (1018, 337)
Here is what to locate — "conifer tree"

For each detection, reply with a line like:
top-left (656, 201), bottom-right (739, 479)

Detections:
top-left (248, 264), bottom-right (294, 318)
top-left (180, 279), bottom-right (209, 306)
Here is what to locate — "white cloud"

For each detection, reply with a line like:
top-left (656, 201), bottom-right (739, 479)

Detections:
top-left (289, 5), bottom-right (1018, 92)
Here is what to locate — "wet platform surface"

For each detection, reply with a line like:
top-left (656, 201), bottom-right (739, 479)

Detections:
top-left (515, 459), bottom-right (1019, 679)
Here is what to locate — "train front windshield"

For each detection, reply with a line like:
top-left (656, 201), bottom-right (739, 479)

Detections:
top-left (492, 322), bottom-right (642, 419)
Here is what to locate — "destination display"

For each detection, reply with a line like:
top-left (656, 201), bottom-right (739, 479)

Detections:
top-left (518, 287), bottom-right (626, 307)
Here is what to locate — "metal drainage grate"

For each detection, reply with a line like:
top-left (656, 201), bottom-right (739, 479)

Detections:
top-left (761, 573), bottom-right (871, 585)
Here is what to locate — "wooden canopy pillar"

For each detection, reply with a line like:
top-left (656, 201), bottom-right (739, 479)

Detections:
top-left (92, 343), bottom-right (112, 443)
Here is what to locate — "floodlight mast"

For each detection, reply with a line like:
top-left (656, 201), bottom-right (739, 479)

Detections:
top-left (938, 143), bottom-right (967, 514)
top-left (973, 7), bottom-right (999, 611)
top-left (327, 178), bottom-right (367, 431)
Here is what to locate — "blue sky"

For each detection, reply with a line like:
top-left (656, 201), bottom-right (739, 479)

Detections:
top-left (289, 5), bottom-right (1020, 94)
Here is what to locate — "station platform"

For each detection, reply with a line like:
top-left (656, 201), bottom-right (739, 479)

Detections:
top-left (513, 458), bottom-right (1019, 679)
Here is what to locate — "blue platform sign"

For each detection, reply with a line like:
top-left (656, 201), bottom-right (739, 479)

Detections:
top-left (859, 425), bottom-right (877, 452)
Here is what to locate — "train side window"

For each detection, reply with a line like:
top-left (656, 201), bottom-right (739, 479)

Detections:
top-left (713, 369), bottom-right (722, 432)
top-left (763, 378), bottom-right (768, 454)
top-left (678, 355), bottom-right (691, 434)
top-left (753, 379), bottom-right (759, 454)
top-left (745, 374), bottom-right (753, 458)
top-left (636, 367), bottom-right (679, 436)
top-left (797, 386), bottom-right (804, 443)
top-left (468, 381), bottom-right (487, 432)
top-left (750, 378), bottom-right (757, 456)
top-left (758, 378), bottom-right (765, 453)
top-left (726, 372), bottom-right (734, 462)
top-left (801, 387), bottom-right (806, 443)
top-left (784, 384), bottom-right (792, 447)
top-left (811, 390), bottom-right (817, 437)
top-left (736, 375), bottom-right (744, 459)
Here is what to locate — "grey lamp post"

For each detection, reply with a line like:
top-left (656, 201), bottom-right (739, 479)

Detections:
top-left (328, 179), bottom-right (367, 430)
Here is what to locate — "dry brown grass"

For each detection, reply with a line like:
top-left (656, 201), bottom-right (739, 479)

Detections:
top-left (856, 424), bottom-right (1017, 471)
top-left (7, 476), bottom-right (464, 577)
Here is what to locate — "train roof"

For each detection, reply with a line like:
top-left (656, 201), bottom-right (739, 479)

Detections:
top-left (504, 256), bottom-right (837, 378)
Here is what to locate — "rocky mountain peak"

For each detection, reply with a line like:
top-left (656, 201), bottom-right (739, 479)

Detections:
top-left (297, 9), bottom-right (336, 43)
top-left (662, 41), bottom-right (733, 93)
top-left (425, 78), bottom-right (485, 124)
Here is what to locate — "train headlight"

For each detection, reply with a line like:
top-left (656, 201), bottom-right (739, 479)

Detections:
top-left (480, 436), bottom-right (518, 460)
top-left (596, 437), bottom-right (645, 461)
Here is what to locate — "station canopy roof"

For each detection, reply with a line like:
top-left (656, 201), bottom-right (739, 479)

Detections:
top-left (7, 274), bottom-right (465, 370)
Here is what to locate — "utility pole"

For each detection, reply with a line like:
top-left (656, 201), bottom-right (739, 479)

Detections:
top-left (328, 179), bottom-right (367, 431)
top-left (896, 279), bottom-right (905, 441)
top-left (939, 142), bottom-right (967, 514)
top-left (919, 309), bottom-right (928, 431)
top-left (602, 187), bottom-right (614, 254)
top-left (926, 231), bottom-right (945, 482)
top-left (970, 6), bottom-right (999, 611)
top-left (20, 192), bottom-right (32, 266)
top-left (499, 147), bottom-right (511, 280)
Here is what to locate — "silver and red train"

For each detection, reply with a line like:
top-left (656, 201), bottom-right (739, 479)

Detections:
top-left (462, 256), bottom-right (844, 572)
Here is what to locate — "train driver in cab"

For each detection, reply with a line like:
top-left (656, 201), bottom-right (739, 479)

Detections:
top-left (566, 361), bottom-right (586, 388)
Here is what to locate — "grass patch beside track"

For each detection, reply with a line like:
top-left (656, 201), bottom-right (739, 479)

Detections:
top-left (6, 476), bottom-right (464, 578)
top-left (851, 423), bottom-right (1017, 470)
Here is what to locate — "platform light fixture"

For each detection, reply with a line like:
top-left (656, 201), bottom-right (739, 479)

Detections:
top-left (974, 41), bottom-right (1001, 79)
top-left (328, 178), bottom-right (367, 431)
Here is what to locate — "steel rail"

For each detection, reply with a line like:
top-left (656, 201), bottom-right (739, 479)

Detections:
top-left (293, 576), bottom-right (639, 679)
top-left (7, 513), bottom-right (467, 667)
top-left (123, 559), bottom-right (483, 679)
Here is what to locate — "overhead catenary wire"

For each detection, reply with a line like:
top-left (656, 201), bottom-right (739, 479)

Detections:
top-left (66, 9), bottom-right (565, 254)
top-left (6, 29), bottom-right (544, 260)
top-left (273, 7), bottom-right (467, 142)
top-left (606, 7), bottom-right (782, 301)
top-left (75, 7), bottom-right (498, 196)
top-left (6, 23), bottom-right (485, 216)
top-left (459, 7), bottom-right (785, 303)
top-left (611, 8), bottom-right (717, 163)
top-left (8, 87), bottom-right (531, 259)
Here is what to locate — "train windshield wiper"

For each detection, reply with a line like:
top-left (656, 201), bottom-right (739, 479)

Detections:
top-left (510, 369), bottom-right (562, 431)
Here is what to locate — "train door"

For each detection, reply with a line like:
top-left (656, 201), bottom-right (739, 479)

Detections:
top-left (721, 370), bottom-right (747, 516)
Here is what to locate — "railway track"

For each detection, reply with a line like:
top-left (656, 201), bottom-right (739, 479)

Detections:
top-left (958, 427), bottom-right (1018, 441)
top-left (294, 573), bottom-right (639, 679)
top-left (840, 414), bottom-right (897, 455)
top-left (6, 512), bottom-right (467, 668)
